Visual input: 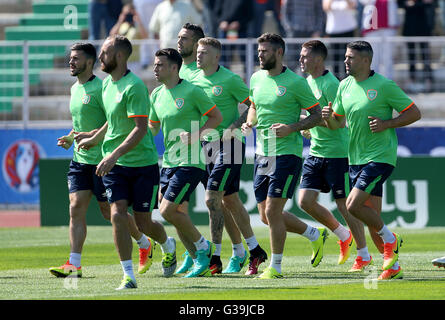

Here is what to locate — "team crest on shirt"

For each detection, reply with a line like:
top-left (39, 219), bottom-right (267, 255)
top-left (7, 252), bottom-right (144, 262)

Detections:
top-left (212, 85), bottom-right (223, 96)
top-left (175, 98), bottom-right (185, 109)
top-left (115, 91), bottom-right (123, 103)
top-left (276, 86), bottom-right (287, 96)
top-left (81, 94), bottom-right (91, 104)
top-left (367, 89), bottom-right (378, 101)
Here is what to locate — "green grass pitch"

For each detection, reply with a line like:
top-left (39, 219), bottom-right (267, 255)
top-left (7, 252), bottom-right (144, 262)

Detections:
top-left (1, 226), bottom-right (444, 300)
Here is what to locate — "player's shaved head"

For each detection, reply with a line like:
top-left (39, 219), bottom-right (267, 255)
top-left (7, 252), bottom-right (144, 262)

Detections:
top-left (105, 34), bottom-right (133, 60)
top-left (302, 40), bottom-right (328, 61)
top-left (347, 40), bottom-right (373, 61)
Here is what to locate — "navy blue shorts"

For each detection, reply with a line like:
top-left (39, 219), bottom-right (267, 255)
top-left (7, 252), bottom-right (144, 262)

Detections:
top-left (349, 162), bottom-right (394, 197)
top-left (67, 160), bottom-right (107, 202)
top-left (101, 164), bottom-right (160, 212)
top-left (160, 166), bottom-right (206, 204)
top-left (253, 154), bottom-right (302, 203)
top-left (202, 138), bottom-right (245, 196)
top-left (300, 155), bottom-right (349, 199)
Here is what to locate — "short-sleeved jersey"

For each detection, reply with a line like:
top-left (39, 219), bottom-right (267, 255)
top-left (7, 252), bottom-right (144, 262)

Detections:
top-left (179, 60), bottom-right (201, 81)
top-left (70, 76), bottom-right (106, 165)
top-left (249, 67), bottom-right (320, 157)
top-left (191, 65), bottom-right (249, 142)
top-left (101, 71), bottom-right (159, 167)
top-left (306, 71), bottom-right (349, 158)
top-left (149, 79), bottom-right (216, 170)
top-left (333, 72), bottom-right (414, 166)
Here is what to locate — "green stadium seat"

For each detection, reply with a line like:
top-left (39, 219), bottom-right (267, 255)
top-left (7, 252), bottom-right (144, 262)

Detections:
top-left (0, 0), bottom-right (89, 114)
top-left (5, 26), bottom-right (83, 41)
top-left (0, 68), bottom-right (41, 84)
top-left (0, 53), bottom-right (55, 69)
top-left (19, 13), bottom-right (89, 27)
top-left (0, 97), bottom-right (14, 113)
top-left (0, 82), bottom-right (24, 97)
top-left (32, 0), bottom-right (88, 15)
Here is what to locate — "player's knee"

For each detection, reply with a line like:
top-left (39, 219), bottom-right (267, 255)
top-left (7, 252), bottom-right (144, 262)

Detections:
top-left (298, 196), bottom-right (314, 212)
top-left (259, 212), bottom-right (269, 225)
top-left (69, 196), bottom-right (87, 211)
top-left (110, 211), bottom-right (127, 226)
top-left (160, 204), bottom-right (175, 223)
top-left (69, 202), bottom-right (88, 221)
top-left (205, 196), bottom-right (222, 212)
top-left (346, 199), bottom-right (360, 216)
top-left (98, 202), bottom-right (111, 221)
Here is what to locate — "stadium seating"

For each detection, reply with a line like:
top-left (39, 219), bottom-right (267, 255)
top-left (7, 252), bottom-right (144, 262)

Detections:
top-left (0, 0), bottom-right (88, 114)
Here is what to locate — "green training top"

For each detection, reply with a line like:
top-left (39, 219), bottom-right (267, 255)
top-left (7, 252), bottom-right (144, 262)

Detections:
top-left (333, 71), bottom-right (414, 167)
top-left (179, 60), bottom-right (201, 81)
top-left (101, 71), bottom-right (158, 167)
top-left (191, 66), bottom-right (249, 142)
top-left (306, 71), bottom-right (349, 158)
top-left (70, 76), bottom-right (106, 165)
top-left (149, 79), bottom-right (216, 170)
top-left (249, 67), bottom-right (320, 157)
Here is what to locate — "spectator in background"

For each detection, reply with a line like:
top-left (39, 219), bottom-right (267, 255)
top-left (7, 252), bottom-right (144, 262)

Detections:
top-left (109, 3), bottom-right (149, 66)
top-left (109, 3), bottom-right (148, 39)
top-left (280, 0), bottom-right (325, 71)
top-left (214, 0), bottom-right (253, 67)
top-left (250, 0), bottom-right (285, 38)
top-left (149, 0), bottom-right (203, 49)
top-left (88, 0), bottom-right (123, 40)
top-left (323, 0), bottom-right (358, 79)
top-left (360, 0), bottom-right (399, 79)
top-left (133, 0), bottom-right (163, 68)
top-left (281, 0), bottom-right (325, 38)
top-left (201, 0), bottom-right (218, 37)
top-left (398, 0), bottom-right (436, 93)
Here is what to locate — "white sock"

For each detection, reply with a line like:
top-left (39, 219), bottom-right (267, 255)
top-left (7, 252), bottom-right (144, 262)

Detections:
top-left (136, 234), bottom-right (150, 249)
top-left (232, 243), bottom-right (245, 258)
top-left (194, 236), bottom-right (209, 251)
top-left (245, 235), bottom-right (259, 251)
top-left (377, 225), bottom-right (396, 243)
top-left (270, 253), bottom-right (283, 273)
top-left (120, 259), bottom-right (135, 281)
top-left (357, 247), bottom-right (371, 261)
top-left (160, 237), bottom-right (175, 253)
top-left (302, 225), bottom-right (319, 242)
top-left (214, 243), bottom-right (222, 256)
top-left (69, 252), bottom-right (81, 268)
top-left (333, 225), bottom-right (350, 242)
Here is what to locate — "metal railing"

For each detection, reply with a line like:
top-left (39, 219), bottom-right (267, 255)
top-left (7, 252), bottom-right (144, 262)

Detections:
top-left (1, 36), bottom-right (445, 128)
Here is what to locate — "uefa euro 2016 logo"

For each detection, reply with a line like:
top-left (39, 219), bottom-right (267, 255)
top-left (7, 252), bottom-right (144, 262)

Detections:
top-left (2, 140), bottom-right (45, 193)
